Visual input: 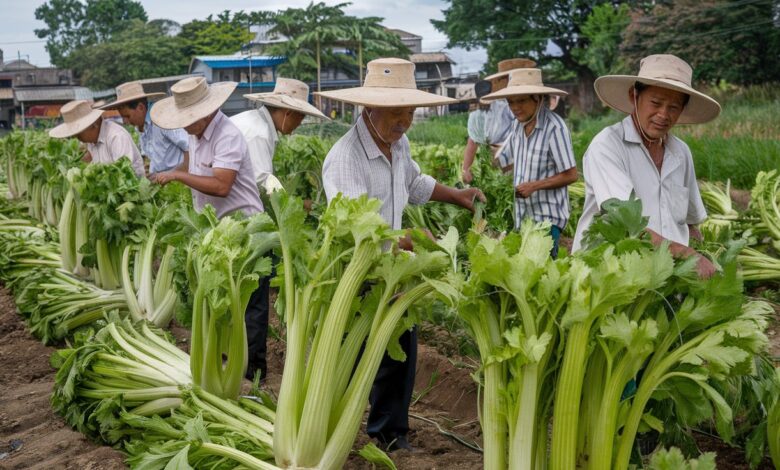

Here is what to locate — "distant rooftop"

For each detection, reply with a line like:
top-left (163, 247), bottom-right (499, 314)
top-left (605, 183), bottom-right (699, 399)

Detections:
top-left (190, 55), bottom-right (286, 71)
top-left (389, 28), bottom-right (422, 40)
top-left (410, 52), bottom-right (455, 65)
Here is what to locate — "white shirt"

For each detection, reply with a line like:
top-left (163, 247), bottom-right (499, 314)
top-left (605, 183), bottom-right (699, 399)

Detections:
top-left (322, 115), bottom-right (436, 230)
top-left (572, 116), bottom-right (707, 251)
top-left (230, 106), bottom-right (276, 185)
top-left (87, 119), bottom-right (145, 177)
top-left (485, 99), bottom-right (515, 145)
top-left (188, 111), bottom-right (264, 219)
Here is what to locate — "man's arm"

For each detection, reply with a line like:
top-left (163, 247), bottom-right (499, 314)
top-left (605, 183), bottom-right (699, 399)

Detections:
top-left (154, 167), bottom-right (236, 197)
top-left (429, 182), bottom-right (486, 211)
top-left (647, 229), bottom-right (716, 278)
top-left (516, 167), bottom-right (578, 198)
top-left (462, 137), bottom-right (479, 184)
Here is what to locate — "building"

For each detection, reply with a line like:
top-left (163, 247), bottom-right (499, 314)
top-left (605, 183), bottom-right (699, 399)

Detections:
top-left (389, 29), bottom-right (422, 54)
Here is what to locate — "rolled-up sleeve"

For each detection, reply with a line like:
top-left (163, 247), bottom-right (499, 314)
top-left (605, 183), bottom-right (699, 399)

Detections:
top-left (323, 151), bottom-right (367, 202)
top-left (407, 158), bottom-right (435, 205)
top-left (685, 159), bottom-right (707, 224)
top-left (211, 135), bottom-right (243, 172)
top-left (584, 134), bottom-right (633, 208)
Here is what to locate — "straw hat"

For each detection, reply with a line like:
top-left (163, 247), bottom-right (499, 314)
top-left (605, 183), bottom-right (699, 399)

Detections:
top-left (483, 58), bottom-right (537, 81)
top-left (314, 58), bottom-right (456, 108)
top-left (150, 77), bottom-right (237, 129)
top-left (594, 54), bottom-right (721, 124)
top-left (244, 78), bottom-right (328, 119)
top-left (482, 69), bottom-right (567, 101)
top-left (49, 100), bottom-right (104, 138)
top-left (99, 81), bottom-right (165, 110)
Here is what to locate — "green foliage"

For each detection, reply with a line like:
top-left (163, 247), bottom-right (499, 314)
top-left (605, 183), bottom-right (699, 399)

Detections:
top-left (621, 0), bottom-right (780, 84)
top-left (648, 447), bottom-right (717, 470)
top-left (572, 3), bottom-right (631, 77)
top-left (34, 0), bottom-right (148, 66)
top-left (178, 10), bottom-right (260, 57)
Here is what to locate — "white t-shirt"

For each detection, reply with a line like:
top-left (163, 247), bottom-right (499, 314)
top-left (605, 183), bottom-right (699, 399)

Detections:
top-left (230, 106), bottom-right (277, 185)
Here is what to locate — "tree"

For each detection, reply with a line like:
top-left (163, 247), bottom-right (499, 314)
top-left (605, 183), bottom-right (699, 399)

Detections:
top-left (573, 3), bottom-right (631, 77)
top-left (178, 10), bottom-right (257, 57)
top-left (34, 0), bottom-right (147, 66)
top-left (341, 17), bottom-right (410, 84)
top-left (431, 0), bottom-right (639, 112)
top-left (621, 0), bottom-right (780, 85)
top-left (67, 20), bottom-right (188, 89)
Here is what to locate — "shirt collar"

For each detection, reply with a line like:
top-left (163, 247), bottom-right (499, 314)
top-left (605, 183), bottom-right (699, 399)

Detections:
top-left (97, 118), bottom-right (110, 144)
top-left (258, 106), bottom-right (278, 146)
top-left (620, 115), bottom-right (683, 175)
top-left (201, 110), bottom-right (223, 142)
top-left (356, 114), bottom-right (398, 160)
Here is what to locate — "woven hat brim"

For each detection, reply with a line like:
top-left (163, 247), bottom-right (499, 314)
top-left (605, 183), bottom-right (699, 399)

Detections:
top-left (594, 75), bottom-right (721, 125)
top-left (48, 108), bottom-right (104, 138)
top-left (151, 82), bottom-right (237, 129)
top-left (483, 85), bottom-right (567, 101)
top-left (99, 92), bottom-right (166, 110)
top-left (244, 93), bottom-right (329, 120)
top-left (314, 87), bottom-right (456, 108)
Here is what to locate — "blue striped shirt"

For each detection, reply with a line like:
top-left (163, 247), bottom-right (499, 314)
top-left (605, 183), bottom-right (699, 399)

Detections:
top-left (140, 108), bottom-right (189, 174)
top-left (498, 106), bottom-right (577, 229)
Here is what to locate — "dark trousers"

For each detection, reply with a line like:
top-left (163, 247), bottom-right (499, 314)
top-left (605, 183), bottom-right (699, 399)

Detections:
top-left (550, 225), bottom-right (562, 259)
top-left (366, 326), bottom-right (417, 441)
top-left (245, 275), bottom-right (271, 380)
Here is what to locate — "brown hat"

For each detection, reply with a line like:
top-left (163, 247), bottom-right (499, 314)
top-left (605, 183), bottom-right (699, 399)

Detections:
top-left (244, 78), bottom-right (328, 119)
top-left (99, 81), bottom-right (165, 110)
top-left (594, 54), bottom-right (721, 124)
top-left (483, 58), bottom-right (538, 81)
top-left (482, 68), bottom-right (567, 101)
top-left (49, 100), bottom-right (104, 138)
top-left (150, 77), bottom-right (236, 129)
top-left (314, 58), bottom-right (456, 108)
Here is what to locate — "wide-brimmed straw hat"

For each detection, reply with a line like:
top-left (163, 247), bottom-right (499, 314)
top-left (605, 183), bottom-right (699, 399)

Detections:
top-left (99, 81), bottom-right (165, 110)
top-left (49, 100), bottom-right (104, 139)
top-left (151, 77), bottom-right (236, 129)
top-left (483, 58), bottom-right (537, 81)
top-left (594, 54), bottom-right (721, 124)
top-left (482, 68), bottom-right (567, 101)
top-left (244, 78), bottom-right (328, 119)
top-left (314, 58), bottom-right (456, 108)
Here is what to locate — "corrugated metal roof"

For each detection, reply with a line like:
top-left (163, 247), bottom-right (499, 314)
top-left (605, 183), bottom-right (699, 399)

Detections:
top-left (138, 73), bottom-right (202, 85)
top-left (0, 88), bottom-right (13, 100)
top-left (194, 55), bottom-right (287, 70)
top-left (14, 86), bottom-right (94, 102)
top-left (410, 52), bottom-right (455, 64)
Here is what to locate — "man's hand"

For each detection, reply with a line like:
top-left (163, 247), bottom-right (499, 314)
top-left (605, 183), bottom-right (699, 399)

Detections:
top-left (689, 225), bottom-right (704, 242)
top-left (515, 181), bottom-right (538, 198)
top-left (695, 253), bottom-right (717, 279)
top-left (462, 167), bottom-right (473, 184)
top-left (456, 187), bottom-right (486, 212)
top-left (150, 171), bottom-right (179, 186)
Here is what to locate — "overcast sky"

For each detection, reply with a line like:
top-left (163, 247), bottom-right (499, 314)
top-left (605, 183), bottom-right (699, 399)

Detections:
top-left (0, 0), bottom-right (487, 75)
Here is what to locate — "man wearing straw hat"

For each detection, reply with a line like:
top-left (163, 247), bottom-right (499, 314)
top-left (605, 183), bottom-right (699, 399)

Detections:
top-left (316, 57), bottom-right (486, 452)
top-left (462, 58), bottom-right (536, 184)
top-left (572, 54), bottom-right (720, 278)
top-left (232, 77), bottom-right (328, 188)
top-left (100, 81), bottom-right (189, 174)
top-left (483, 68), bottom-right (578, 258)
top-left (49, 99), bottom-right (145, 177)
top-left (150, 76), bottom-right (271, 379)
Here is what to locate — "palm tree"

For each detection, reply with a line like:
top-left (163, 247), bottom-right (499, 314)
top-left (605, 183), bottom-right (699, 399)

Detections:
top-left (341, 17), bottom-right (410, 84)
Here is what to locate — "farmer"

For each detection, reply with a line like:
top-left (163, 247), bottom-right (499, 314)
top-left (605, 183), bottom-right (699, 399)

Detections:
top-left (483, 68), bottom-right (578, 258)
top-left (49, 99), bottom-right (145, 177)
top-left (231, 77), bottom-right (328, 188)
top-left (572, 54), bottom-right (720, 278)
top-left (149, 77), bottom-right (270, 381)
top-left (461, 58), bottom-right (536, 184)
top-left (100, 81), bottom-right (189, 174)
top-left (316, 57), bottom-right (486, 452)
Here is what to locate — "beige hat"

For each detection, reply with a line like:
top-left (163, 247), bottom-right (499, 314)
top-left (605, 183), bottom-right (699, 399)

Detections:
top-left (482, 68), bottom-right (567, 101)
top-left (49, 100), bottom-right (104, 139)
top-left (244, 78), bottom-right (328, 119)
top-left (100, 81), bottom-right (165, 110)
top-left (150, 77), bottom-right (236, 129)
top-left (314, 58), bottom-right (456, 108)
top-left (594, 54), bottom-right (721, 124)
top-left (483, 58), bottom-right (538, 81)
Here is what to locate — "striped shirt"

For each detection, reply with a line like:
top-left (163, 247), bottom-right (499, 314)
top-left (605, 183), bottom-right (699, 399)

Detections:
top-left (188, 111), bottom-right (264, 219)
top-left (87, 119), bottom-right (145, 177)
top-left (572, 116), bottom-right (707, 251)
top-left (497, 105), bottom-right (577, 229)
top-left (322, 115), bottom-right (436, 230)
top-left (140, 109), bottom-right (188, 174)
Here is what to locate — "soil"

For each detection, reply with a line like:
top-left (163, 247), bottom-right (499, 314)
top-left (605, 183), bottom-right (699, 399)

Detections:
top-left (1, 283), bottom-right (777, 470)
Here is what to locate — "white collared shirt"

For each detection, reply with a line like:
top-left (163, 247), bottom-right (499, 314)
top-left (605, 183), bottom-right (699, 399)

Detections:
top-left (322, 115), bottom-right (436, 230)
top-left (87, 119), bottom-right (145, 177)
top-left (230, 106), bottom-right (277, 185)
top-left (188, 111), bottom-right (264, 219)
top-left (572, 116), bottom-right (707, 251)
top-left (140, 108), bottom-right (188, 174)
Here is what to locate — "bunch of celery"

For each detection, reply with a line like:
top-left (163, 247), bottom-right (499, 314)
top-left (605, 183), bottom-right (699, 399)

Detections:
top-left (187, 210), bottom-right (278, 400)
top-left (750, 169), bottom-right (780, 249)
top-left (271, 191), bottom-right (451, 470)
top-left (769, 368), bottom-right (780, 469)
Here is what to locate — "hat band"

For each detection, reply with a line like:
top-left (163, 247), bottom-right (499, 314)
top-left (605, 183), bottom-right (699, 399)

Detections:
top-left (639, 72), bottom-right (691, 87)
